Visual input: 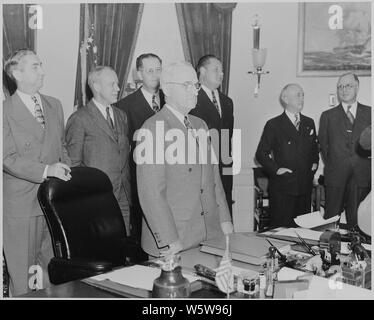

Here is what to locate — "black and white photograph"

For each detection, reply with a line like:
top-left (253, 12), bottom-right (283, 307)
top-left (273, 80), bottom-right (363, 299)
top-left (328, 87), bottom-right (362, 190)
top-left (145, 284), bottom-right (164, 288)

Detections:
top-left (1, 0), bottom-right (373, 303)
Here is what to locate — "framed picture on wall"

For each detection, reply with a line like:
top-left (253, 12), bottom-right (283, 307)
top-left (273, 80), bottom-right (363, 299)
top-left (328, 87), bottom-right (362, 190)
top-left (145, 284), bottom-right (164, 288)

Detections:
top-left (297, 2), bottom-right (371, 77)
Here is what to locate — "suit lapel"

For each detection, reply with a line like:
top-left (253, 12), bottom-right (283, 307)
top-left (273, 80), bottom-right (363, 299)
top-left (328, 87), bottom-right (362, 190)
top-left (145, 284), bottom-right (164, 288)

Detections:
top-left (280, 112), bottom-right (299, 140)
top-left (39, 95), bottom-right (55, 158)
top-left (201, 89), bottom-right (221, 120)
top-left (87, 100), bottom-right (117, 142)
top-left (9, 93), bottom-right (45, 141)
top-left (136, 88), bottom-right (156, 121)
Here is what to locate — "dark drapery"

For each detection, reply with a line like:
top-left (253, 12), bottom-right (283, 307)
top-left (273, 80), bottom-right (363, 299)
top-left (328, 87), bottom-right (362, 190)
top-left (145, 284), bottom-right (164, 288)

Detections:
top-left (2, 4), bottom-right (36, 96)
top-left (74, 3), bottom-right (144, 108)
top-left (176, 3), bottom-right (237, 95)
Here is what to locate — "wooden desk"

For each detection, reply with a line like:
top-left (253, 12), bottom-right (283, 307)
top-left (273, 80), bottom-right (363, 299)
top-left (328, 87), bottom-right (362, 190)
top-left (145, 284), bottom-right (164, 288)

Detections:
top-left (19, 248), bottom-right (262, 299)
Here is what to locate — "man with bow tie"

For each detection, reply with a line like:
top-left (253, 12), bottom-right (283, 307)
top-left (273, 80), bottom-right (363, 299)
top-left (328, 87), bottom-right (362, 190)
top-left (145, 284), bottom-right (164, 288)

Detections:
top-left (65, 66), bottom-right (132, 234)
top-left (3, 49), bottom-right (71, 295)
top-left (256, 83), bottom-right (319, 228)
top-left (318, 73), bottom-right (371, 229)
top-left (136, 61), bottom-right (233, 258)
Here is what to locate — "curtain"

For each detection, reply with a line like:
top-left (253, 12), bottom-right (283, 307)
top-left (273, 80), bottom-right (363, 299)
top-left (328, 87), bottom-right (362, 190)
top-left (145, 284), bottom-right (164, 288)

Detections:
top-left (176, 3), bottom-right (237, 95)
top-left (74, 3), bottom-right (144, 108)
top-left (2, 4), bottom-right (36, 97)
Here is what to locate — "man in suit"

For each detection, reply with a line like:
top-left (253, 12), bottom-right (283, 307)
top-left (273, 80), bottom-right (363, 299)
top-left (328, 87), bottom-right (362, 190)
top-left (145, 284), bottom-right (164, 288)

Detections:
top-left (65, 66), bottom-right (132, 234)
top-left (190, 55), bottom-right (234, 215)
top-left (136, 61), bottom-right (233, 258)
top-left (256, 84), bottom-right (319, 228)
top-left (116, 53), bottom-right (164, 244)
top-left (318, 73), bottom-right (371, 229)
top-left (3, 49), bottom-right (71, 296)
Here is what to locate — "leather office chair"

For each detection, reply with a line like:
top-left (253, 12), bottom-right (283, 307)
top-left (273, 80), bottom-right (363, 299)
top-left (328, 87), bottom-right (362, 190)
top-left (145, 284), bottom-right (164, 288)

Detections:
top-left (253, 167), bottom-right (270, 232)
top-left (37, 166), bottom-right (144, 285)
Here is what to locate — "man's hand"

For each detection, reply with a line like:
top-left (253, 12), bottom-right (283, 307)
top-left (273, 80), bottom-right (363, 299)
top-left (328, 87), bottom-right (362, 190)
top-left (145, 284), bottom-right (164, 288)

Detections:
top-left (160, 239), bottom-right (183, 259)
top-left (221, 221), bottom-right (234, 235)
top-left (311, 163), bottom-right (318, 171)
top-left (47, 163), bottom-right (71, 181)
top-left (276, 168), bottom-right (293, 175)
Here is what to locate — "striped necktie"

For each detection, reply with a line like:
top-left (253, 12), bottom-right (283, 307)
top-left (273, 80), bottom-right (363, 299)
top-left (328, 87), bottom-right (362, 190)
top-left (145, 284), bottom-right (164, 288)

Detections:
top-left (346, 105), bottom-right (354, 124)
top-left (31, 96), bottom-right (45, 129)
top-left (106, 106), bottom-right (114, 129)
top-left (294, 113), bottom-right (300, 131)
top-left (211, 90), bottom-right (221, 117)
top-left (152, 94), bottom-right (159, 112)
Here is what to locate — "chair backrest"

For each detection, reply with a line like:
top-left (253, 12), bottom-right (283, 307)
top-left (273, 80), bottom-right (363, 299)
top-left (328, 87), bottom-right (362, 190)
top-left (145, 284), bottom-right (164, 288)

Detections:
top-left (37, 167), bottom-right (127, 264)
top-left (253, 167), bottom-right (269, 198)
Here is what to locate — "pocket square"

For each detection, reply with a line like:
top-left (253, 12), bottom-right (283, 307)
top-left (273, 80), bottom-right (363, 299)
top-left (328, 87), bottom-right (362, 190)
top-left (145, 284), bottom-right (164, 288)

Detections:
top-left (310, 129), bottom-right (314, 135)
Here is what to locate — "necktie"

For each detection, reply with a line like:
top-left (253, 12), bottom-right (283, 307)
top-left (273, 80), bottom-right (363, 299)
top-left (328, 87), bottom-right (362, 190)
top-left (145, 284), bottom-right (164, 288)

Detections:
top-left (152, 94), bottom-right (159, 113)
top-left (31, 96), bottom-right (45, 129)
top-left (211, 91), bottom-right (221, 117)
top-left (294, 113), bottom-right (300, 131)
top-left (347, 105), bottom-right (354, 124)
top-left (106, 106), bottom-right (114, 129)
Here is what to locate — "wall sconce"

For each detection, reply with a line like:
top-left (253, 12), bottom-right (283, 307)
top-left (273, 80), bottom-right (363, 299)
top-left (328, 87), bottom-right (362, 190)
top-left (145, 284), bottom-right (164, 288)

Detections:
top-left (248, 15), bottom-right (269, 97)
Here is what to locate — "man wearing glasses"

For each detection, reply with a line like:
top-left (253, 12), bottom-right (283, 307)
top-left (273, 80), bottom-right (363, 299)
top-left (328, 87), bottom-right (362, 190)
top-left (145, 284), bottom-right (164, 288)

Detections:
top-left (318, 73), bottom-right (371, 229)
top-left (116, 53), bottom-right (164, 248)
top-left (136, 61), bottom-right (233, 258)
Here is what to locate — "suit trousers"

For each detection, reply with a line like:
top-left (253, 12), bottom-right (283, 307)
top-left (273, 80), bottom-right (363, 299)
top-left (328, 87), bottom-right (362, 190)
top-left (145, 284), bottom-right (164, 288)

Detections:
top-left (117, 184), bottom-right (130, 236)
top-left (269, 191), bottom-right (311, 228)
top-left (3, 215), bottom-right (53, 296)
top-left (325, 173), bottom-right (370, 229)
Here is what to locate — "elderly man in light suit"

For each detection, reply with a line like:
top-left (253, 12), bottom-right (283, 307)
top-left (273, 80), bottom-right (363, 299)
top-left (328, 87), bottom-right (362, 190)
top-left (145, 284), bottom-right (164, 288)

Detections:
top-left (136, 61), bottom-right (233, 258)
top-left (65, 66), bottom-right (132, 234)
top-left (3, 49), bottom-right (71, 296)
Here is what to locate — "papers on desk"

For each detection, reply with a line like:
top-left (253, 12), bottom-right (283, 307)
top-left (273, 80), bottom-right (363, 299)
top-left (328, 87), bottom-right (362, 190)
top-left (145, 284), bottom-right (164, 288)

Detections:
top-left (275, 228), bottom-right (322, 241)
top-left (277, 267), bottom-right (306, 281)
top-left (294, 211), bottom-right (339, 229)
top-left (293, 275), bottom-right (374, 300)
top-left (90, 265), bottom-right (198, 291)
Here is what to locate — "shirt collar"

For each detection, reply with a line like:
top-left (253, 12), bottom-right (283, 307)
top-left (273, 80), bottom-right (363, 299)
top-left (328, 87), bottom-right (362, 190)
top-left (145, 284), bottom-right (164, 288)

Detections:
top-left (342, 101), bottom-right (357, 118)
top-left (201, 84), bottom-right (219, 101)
top-left (285, 109), bottom-right (300, 123)
top-left (16, 89), bottom-right (42, 114)
top-left (92, 98), bottom-right (113, 119)
top-left (165, 104), bottom-right (186, 126)
top-left (141, 87), bottom-right (159, 109)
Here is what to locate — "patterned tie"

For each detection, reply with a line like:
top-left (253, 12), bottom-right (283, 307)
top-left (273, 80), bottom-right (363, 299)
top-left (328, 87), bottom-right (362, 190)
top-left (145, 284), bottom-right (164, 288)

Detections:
top-left (31, 96), bottom-right (45, 129)
top-left (184, 115), bottom-right (198, 143)
top-left (152, 94), bottom-right (159, 113)
top-left (211, 91), bottom-right (221, 117)
top-left (106, 106), bottom-right (114, 129)
top-left (346, 105), bottom-right (354, 124)
top-left (294, 113), bottom-right (300, 131)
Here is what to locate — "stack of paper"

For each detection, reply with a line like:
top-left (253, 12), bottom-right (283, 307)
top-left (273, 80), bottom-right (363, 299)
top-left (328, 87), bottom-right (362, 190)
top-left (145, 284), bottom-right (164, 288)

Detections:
top-left (275, 228), bottom-right (323, 241)
top-left (294, 211), bottom-right (340, 229)
top-left (90, 265), bottom-right (198, 291)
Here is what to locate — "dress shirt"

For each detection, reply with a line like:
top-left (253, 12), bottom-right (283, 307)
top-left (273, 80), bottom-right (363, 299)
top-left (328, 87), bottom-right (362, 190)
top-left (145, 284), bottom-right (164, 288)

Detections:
top-left (201, 85), bottom-right (221, 116)
top-left (285, 109), bottom-right (300, 125)
top-left (141, 87), bottom-right (160, 111)
top-left (342, 101), bottom-right (357, 118)
top-left (92, 98), bottom-right (114, 123)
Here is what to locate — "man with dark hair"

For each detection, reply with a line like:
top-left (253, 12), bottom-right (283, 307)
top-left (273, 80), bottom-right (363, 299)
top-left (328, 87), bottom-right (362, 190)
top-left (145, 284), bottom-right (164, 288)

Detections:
top-left (190, 54), bottom-right (234, 215)
top-left (318, 72), bottom-right (371, 229)
top-left (66, 66), bottom-right (132, 234)
top-left (256, 83), bottom-right (319, 228)
top-left (3, 49), bottom-right (71, 295)
top-left (116, 53), bottom-right (164, 246)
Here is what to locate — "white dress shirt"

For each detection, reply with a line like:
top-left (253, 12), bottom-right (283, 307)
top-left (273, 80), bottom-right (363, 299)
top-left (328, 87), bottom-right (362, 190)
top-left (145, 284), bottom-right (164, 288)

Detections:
top-left (285, 109), bottom-right (300, 125)
top-left (141, 87), bottom-right (160, 111)
top-left (201, 85), bottom-right (222, 116)
top-left (92, 98), bottom-right (114, 123)
top-left (342, 101), bottom-right (357, 118)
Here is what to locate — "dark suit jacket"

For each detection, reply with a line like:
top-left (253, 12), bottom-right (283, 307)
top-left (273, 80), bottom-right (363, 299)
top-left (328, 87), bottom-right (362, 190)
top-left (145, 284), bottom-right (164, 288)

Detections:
top-left (318, 103), bottom-right (371, 187)
top-left (3, 92), bottom-right (71, 218)
top-left (256, 112), bottom-right (319, 195)
top-left (116, 88), bottom-right (165, 198)
top-left (65, 100), bottom-right (131, 203)
top-left (189, 89), bottom-right (234, 199)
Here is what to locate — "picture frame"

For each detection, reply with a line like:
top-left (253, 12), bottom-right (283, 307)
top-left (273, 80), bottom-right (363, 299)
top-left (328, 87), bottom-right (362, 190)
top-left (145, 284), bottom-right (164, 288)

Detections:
top-left (297, 2), bottom-right (371, 77)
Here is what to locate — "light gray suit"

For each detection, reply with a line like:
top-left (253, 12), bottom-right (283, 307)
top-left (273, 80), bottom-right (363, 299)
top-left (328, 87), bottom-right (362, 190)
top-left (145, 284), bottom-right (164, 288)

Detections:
top-left (137, 106), bottom-right (231, 257)
top-left (3, 92), bottom-right (70, 296)
top-left (65, 100), bottom-right (132, 232)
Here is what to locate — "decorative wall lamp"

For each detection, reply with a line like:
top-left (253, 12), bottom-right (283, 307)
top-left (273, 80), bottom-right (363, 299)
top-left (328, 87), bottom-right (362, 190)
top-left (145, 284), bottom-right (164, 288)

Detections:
top-left (248, 15), bottom-right (269, 97)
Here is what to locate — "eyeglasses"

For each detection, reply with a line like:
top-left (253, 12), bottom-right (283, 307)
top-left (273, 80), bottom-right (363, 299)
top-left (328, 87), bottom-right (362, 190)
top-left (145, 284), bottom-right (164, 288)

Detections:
top-left (337, 84), bottom-right (356, 91)
top-left (166, 81), bottom-right (201, 92)
top-left (141, 68), bottom-right (162, 75)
